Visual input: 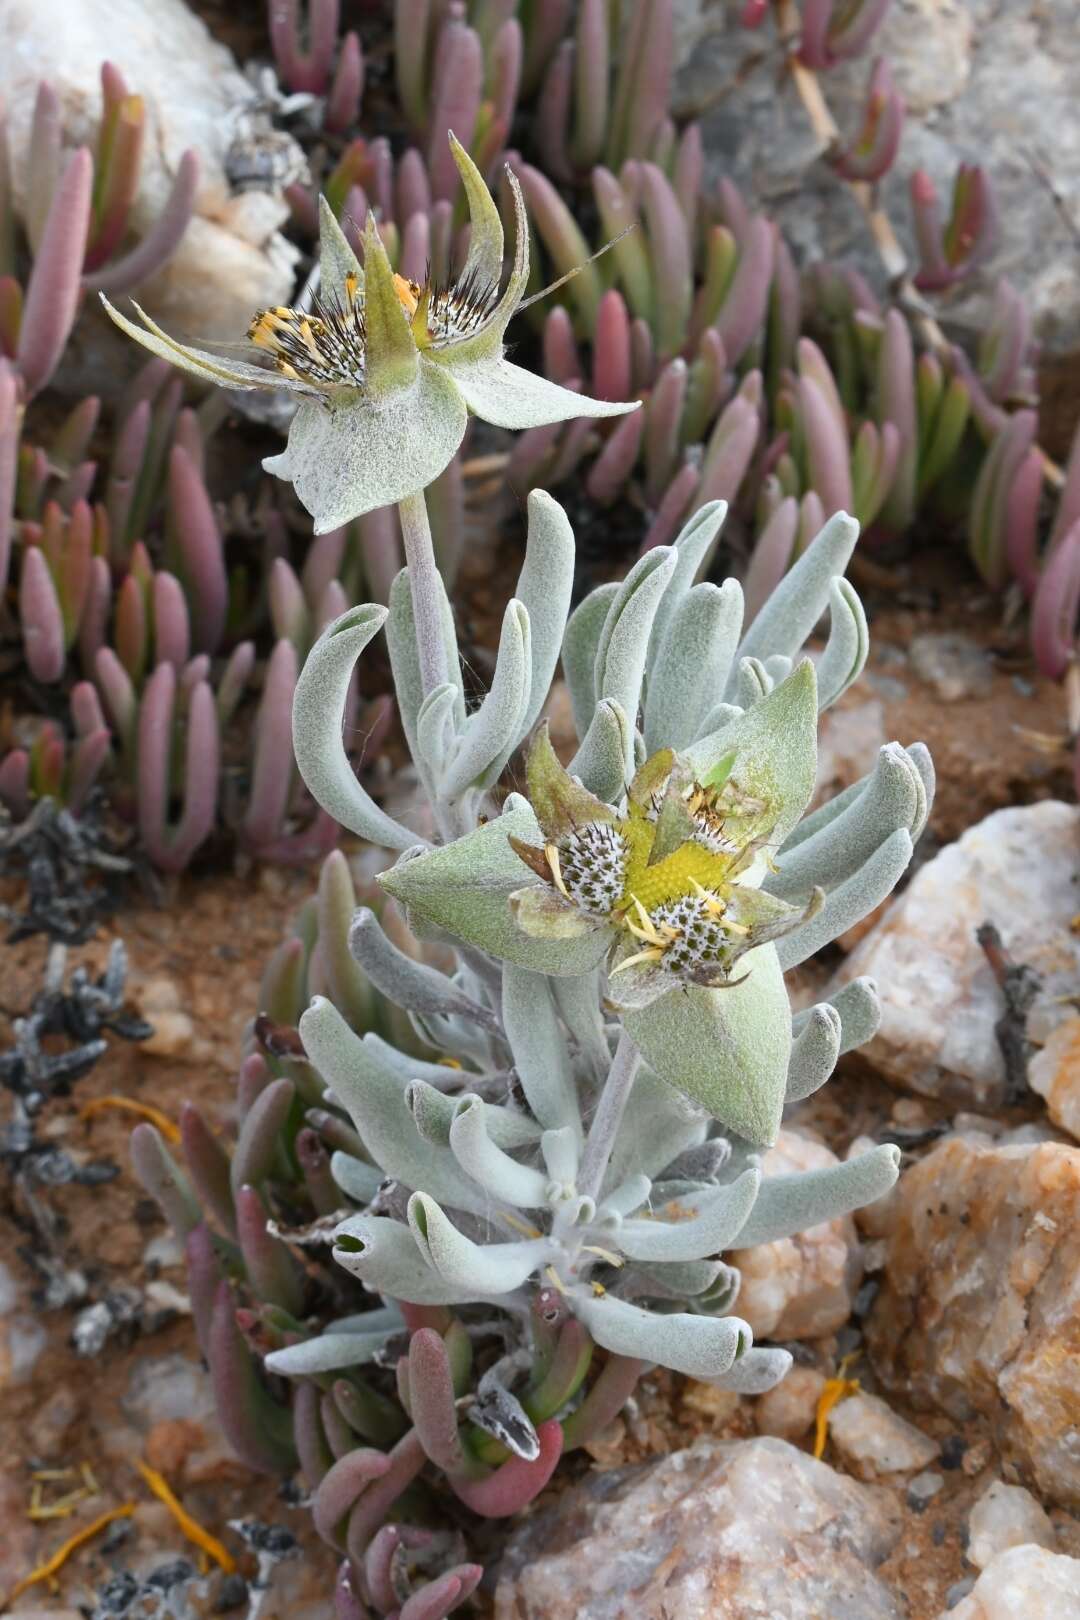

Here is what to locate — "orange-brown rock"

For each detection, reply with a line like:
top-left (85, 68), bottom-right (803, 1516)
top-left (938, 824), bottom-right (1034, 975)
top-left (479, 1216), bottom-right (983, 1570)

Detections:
top-left (867, 1135), bottom-right (1080, 1507)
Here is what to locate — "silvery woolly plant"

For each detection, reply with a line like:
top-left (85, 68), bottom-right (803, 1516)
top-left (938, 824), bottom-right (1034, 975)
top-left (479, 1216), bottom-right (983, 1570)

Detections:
top-left (122, 141), bottom-right (931, 1614)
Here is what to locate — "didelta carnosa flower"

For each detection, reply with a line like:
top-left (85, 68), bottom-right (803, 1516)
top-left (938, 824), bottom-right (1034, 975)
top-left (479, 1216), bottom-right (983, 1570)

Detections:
top-left (102, 134), bottom-right (638, 533)
top-left (508, 726), bottom-right (822, 1010)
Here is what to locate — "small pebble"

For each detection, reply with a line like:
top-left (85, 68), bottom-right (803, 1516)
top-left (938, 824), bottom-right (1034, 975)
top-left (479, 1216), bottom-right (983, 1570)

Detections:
top-left (968, 1480), bottom-right (1057, 1568)
top-left (906, 1470), bottom-right (945, 1512)
top-left (946, 1577), bottom-right (976, 1609)
top-left (908, 632), bottom-right (993, 702)
top-left (214, 1573), bottom-right (249, 1612)
top-left (961, 1438), bottom-right (991, 1477)
top-left (754, 1366), bottom-right (825, 1442)
top-left (827, 1391), bottom-right (940, 1479)
top-left (940, 1434), bottom-right (967, 1471)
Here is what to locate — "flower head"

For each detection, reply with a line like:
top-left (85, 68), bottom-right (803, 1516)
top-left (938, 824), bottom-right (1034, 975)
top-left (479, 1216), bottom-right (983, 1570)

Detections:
top-left (102, 134), bottom-right (637, 532)
top-left (509, 726), bottom-right (821, 1009)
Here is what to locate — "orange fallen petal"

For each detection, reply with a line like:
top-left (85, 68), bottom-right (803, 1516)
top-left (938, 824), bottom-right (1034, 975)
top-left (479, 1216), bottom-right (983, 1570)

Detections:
top-left (134, 1460), bottom-right (236, 1573)
top-left (813, 1375), bottom-right (860, 1460)
top-left (6, 1503), bottom-right (136, 1604)
top-left (80, 1096), bottom-right (181, 1144)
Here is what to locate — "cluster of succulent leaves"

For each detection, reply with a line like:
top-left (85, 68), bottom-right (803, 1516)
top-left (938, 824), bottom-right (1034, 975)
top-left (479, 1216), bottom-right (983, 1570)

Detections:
top-left (133, 496), bottom-right (929, 1614)
top-left (3, 0), bottom-right (1075, 874)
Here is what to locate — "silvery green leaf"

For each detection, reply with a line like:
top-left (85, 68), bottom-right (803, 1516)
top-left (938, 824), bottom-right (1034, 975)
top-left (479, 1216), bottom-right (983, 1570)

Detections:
top-left (293, 606), bottom-right (419, 850)
top-left (768, 744), bottom-right (924, 903)
top-left (348, 909), bottom-right (500, 1033)
top-left (562, 583), bottom-right (620, 740)
top-left (798, 976), bottom-right (881, 1054)
top-left (643, 579), bottom-right (744, 754)
top-left (577, 1292), bottom-right (751, 1379)
top-left (733, 1143), bottom-right (900, 1246)
top-left (685, 661), bottom-right (819, 870)
top-left (705, 1346), bottom-right (792, 1394)
top-left (693, 700), bottom-right (742, 743)
top-left (785, 1004), bottom-right (842, 1102)
top-left (408, 1193), bottom-right (548, 1292)
top-left (502, 964), bottom-right (583, 1138)
top-left (906, 742), bottom-right (935, 840)
top-left (441, 600), bottom-right (531, 799)
top-left (330, 1151), bottom-right (383, 1204)
top-left (762, 654), bottom-right (792, 686)
top-left (406, 1080), bottom-right (542, 1151)
top-left (594, 547), bottom-right (679, 769)
top-left (265, 1330), bottom-right (394, 1377)
top-left (661, 1140), bottom-right (732, 1183)
top-left (325, 1304), bottom-right (404, 1334)
top-left (361, 212), bottom-right (420, 393)
top-left (540, 1127), bottom-right (579, 1188)
top-left (101, 297), bottom-right (315, 395)
top-left (515, 491), bottom-right (576, 737)
top-left (448, 1096), bottom-right (551, 1208)
top-left (264, 363), bottom-right (469, 533)
top-left (301, 997), bottom-right (489, 1213)
top-left (450, 132), bottom-right (504, 288)
top-left (646, 500), bottom-right (731, 666)
top-left (378, 800), bottom-right (611, 975)
top-left (616, 1168), bottom-right (761, 1262)
top-left (318, 195), bottom-right (363, 303)
top-left (595, 1174), bottom-right (651, 1223)
top-left (604, 1066), bottom-right (708, 1190)
top-left (569, 701), bottom-right (634, 802)
top-left (449, 356), bottom-right (641, 429)
top-left (623, 945), bottom-right (792, 1145)
top-left (775, 828), bottom-right (913, 970)
top-left (731, 655), bottom-right (771, 708)
top-left (733, 510), bottom-right (860, 677)
top-left (333, 1213), bottom-right (479, 1305)
top-left (552, 970), bottom-right (612, 1088)
top-left (815, 578), bottom-right (869, 711)
top-left (386, 568), bottom-right (465, 776)
top-left (361, 1033), bottom-right (474, 1091)
top-left (629, 1259), bottom-right (728, 1299)
top-left (416, 684), bottom-right (460, 784)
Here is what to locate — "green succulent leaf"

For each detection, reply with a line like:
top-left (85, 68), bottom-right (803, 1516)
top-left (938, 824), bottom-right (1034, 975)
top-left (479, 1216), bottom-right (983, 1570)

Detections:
top-left (622, 942), bottom-right (792, 1144)
top-left (376, 798), bottom-right (612, 975)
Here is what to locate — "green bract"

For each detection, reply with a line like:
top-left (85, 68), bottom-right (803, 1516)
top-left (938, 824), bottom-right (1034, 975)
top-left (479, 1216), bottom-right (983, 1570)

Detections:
top-left (103, 135), bottom-right (638, 533)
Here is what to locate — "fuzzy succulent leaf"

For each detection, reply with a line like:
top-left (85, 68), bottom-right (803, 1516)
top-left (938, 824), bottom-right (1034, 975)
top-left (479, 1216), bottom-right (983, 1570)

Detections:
top-left (785, 1004), bottom-right (842, 1102)
top-left (622, 944), bottom-right (792, 1143)
top-left (643, 578), bottom-right (744, 754)
top-left (732, 510), bottom-right (860, 679)
top-left (293, 607), bottom-right (419, 849)
top-left (501, 965), bottom-right (583, 1138)
top-left (562, 582), bottom-right (620, 740)
top-left (615, 1168), bottom-right (761, 1261)
top-left (377, 798), bottom-right (612, 975)
top-left (774, 828), bottom-right (914, 970)
top-left (569, 699), bottom-right (635, 801)
top-left (577, 1292), bottom-right (751, 1380)
top-left (733, 1143), bottom-right (900, 1246)
top-left (768, 742), bottom-right (927, 903)
top-left (301, 997), bottom-right (490, 1214)
top-left (408, 1193), bottom-right (549, 1293)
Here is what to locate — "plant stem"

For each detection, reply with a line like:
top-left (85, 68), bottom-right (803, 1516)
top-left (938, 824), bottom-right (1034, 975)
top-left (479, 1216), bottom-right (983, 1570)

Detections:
top-left (397, 488), bottom-right (447, 700)
top-left (577, 1029), bottom-right (641, 1201)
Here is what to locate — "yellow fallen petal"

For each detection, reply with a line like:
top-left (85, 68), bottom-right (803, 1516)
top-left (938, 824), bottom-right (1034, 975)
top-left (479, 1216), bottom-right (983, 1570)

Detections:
top-left (134, 1461), bottom-right (236, 1574)
top-left (79, 1096), bottom-right (181, 1145)
top-left (812, 1368), bottom-right (861, 1460)
top-left (5, 1503), bottom-right (136, 1604)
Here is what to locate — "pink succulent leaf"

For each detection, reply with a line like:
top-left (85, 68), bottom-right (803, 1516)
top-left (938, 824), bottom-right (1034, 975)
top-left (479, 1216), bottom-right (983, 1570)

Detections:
top-left (18, 147), bottom-right (93, 397)
top-left (85, 149), bottom-right (198, 295)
